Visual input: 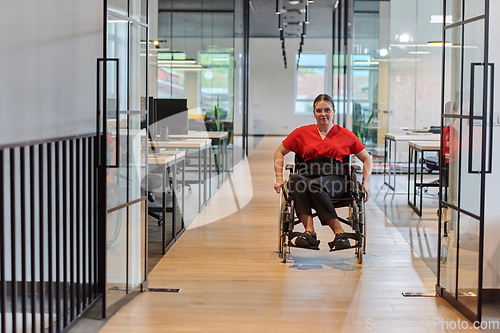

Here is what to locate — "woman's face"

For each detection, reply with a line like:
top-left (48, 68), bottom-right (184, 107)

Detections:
top-left (313, 100), bottom-right (335, 126)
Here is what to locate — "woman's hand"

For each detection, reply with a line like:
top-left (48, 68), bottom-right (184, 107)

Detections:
top-left (355, 149), bottom-right (372, 203)
top-left (274, 179), bottom-right (284, 194)
top-left (361, 181), bottom-right (370, 202)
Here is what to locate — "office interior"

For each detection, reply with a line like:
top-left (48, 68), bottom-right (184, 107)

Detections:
top-left (1, 0), bottom-right (500, 332)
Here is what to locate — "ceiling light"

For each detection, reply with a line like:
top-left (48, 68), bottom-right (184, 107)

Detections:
top-left (150, 40), bottom-right (167, 49)
top-left (305, 4), bottom-right (310, 24)
top-left (399, 34), bottom-right (410, 43)
top-left (302, 23), bottom-right (307, 37)
top-left (276, 0), bottom-right (282, 14)
top-left (289, 0), bottom-right (299, 5)
top-left (408, 51), bottom-right (431, 54)
top-left (279, 13), bottom-right (283, 30)
top-left (157, 59), bottom-right (197, 65)
top-left (379, 48), bottom-right (388, 57)
top-left (430, 15), bottom-right (453, 24)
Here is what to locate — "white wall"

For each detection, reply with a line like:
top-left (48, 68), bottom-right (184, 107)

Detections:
top-left (0, 0), bottom-right (103, 146)
top-left (248, 38), bottom-right (332, 135)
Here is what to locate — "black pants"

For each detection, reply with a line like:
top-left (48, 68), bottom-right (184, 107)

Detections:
top-left (288, 174), bottom-right (348, 223)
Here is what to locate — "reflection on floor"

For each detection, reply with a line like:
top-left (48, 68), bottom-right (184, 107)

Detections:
top-left (371, 172), bottom-right (500, 329)
top-left (371, 173), bottom-right (440, 276)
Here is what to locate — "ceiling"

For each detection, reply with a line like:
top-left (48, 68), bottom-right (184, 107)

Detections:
top-left (157, 0), bottom-right (383, 39)
top-left (250, 0), bottom-right (336, 38)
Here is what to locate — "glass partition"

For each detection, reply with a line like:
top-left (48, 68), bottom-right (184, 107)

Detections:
top-left (157, 0), bottom-right (237, 170)
top-left (105, 3), bottom-right (148, 313)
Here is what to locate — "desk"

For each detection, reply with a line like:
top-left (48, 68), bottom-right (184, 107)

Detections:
top-left (169, 131), bottom-right (229, 187)
top-left (155, 139), bottom-right (211, 213)
top-left (384, 133), bottom-right (440, 194)
top-left (147, 151), bottom-right (185, 253)
top-left (407, 140), bottom-right (441, 217)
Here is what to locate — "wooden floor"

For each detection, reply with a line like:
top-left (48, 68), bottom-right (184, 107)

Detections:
top-left (101, 137), bottom-right (471, 333)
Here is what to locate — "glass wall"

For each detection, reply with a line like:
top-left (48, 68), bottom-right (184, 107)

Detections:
top-left (157, 0), bottom-right (239, 168)
top-left (335, 0), bottom-right (390, 158)
top-left (388, 0), bottom-right (443, 133)
top-left (335, 0), bottom-right (443, 158)
top-left (106, 1), bottom-right (148, 312)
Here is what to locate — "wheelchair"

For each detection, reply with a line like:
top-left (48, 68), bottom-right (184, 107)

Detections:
top-left (278, 154), bottom-right (366, 264)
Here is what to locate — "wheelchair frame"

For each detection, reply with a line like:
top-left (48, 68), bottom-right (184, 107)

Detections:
top-left (278, 155), bottom-right (366, 264)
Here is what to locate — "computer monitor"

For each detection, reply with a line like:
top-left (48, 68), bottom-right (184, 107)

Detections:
top-left (153, 98), bottom-right (189, 138)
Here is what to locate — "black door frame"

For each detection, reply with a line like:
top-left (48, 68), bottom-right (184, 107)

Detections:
top-left (437, 0), bottom-right (491, 323)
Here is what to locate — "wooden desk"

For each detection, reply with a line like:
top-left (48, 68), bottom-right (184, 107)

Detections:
top-left (169, 131), bottom-right (229, 187)
top-left (154, 139), bottom-right (212, 213)
top-left (384, 133), bottom-right (440, 194)
top-left (407, 140), bottom-right (441, 217)
top-left (147, 151), bottom-right (185, 253)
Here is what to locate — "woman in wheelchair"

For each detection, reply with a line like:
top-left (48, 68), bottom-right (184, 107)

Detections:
top-left (274, 94), bottom-right (372, 252)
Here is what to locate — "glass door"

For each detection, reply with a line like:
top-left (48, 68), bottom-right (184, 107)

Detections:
top-left (438, 0), bottom-right (490, 322)
top-left (97, 0), bottom-right (149, 316)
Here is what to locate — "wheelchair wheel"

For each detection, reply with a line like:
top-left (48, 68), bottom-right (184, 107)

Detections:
top-left (278, 181), bottom-right (293, 263)
top-left (357, 199), bottom-right (366, 264)
top-left (278, 181), bottom-right (288, 259)
top-left (350, 201), bottom-right (362, 264)
top-left (278, 188), bottom-right (285, 255)
top-left (282, 200), bottom-right (294, 263)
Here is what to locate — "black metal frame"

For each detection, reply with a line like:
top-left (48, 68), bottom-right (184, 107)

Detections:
top-left (468, 62), bottom-right (494, 174)
top-left (0, 135), bottom-right (99, 333)
top-left (243, 0), bottom-right (250, 157)
top-left (437, 0), bottom-right (490, 323)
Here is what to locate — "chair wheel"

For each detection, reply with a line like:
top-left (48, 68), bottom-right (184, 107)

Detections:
top-left (157, 217), bottom-right (164, 226)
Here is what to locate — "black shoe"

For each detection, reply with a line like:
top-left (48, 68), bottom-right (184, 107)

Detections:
top-left (328, 238), bottom-right (350, 250)
top-left (294, 231), bottom-right (320, 249)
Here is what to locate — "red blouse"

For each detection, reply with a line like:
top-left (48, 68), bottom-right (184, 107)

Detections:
top-left (282, 124), bottom-right (365, 162)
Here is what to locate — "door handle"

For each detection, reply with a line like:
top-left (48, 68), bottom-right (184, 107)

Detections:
top-left (468, 62), bottom-right (494, 174)
top-left (97, 58), bottom-right (120, 168)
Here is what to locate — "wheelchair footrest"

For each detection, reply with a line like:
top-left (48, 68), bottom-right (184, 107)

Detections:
top-left (329, 232), bottom-right (362, 252)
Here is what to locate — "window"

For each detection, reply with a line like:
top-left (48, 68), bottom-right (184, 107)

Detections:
top-left (199, 52), bottom-right (233, 120)
top-left (295, 53), bottom-right (327, 114)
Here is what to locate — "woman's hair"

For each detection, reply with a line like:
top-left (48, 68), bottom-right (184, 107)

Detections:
top-left (313, 94), bottom-right (335, 111)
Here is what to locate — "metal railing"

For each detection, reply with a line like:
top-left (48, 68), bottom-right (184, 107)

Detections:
top-left (0, 134), bottom-right (100, 333)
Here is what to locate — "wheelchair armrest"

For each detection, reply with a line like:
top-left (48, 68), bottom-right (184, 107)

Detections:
top-left (285, 164), bottom-right (294, 174)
